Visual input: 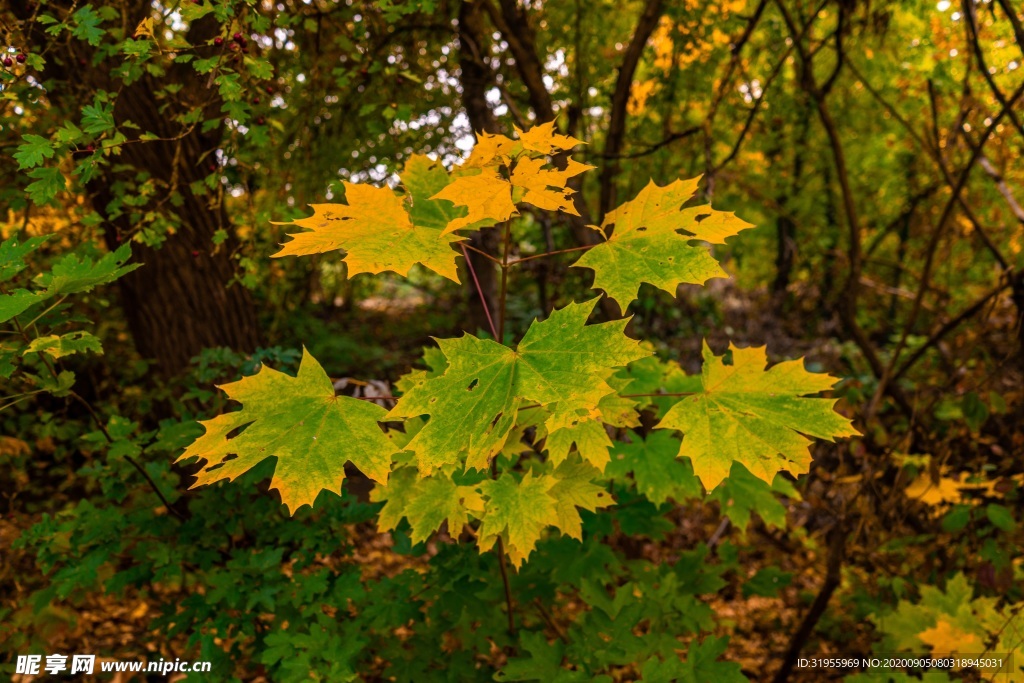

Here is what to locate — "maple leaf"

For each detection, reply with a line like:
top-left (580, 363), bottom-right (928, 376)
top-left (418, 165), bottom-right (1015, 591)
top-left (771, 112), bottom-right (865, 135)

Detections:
top-left (604, 431), bottom-right (702, 505)
top-left (917, 619), bottom-right (981, 654)
top-left (547, 460), bottom-right (614, 540)
top-left (371, 468), bottom-right (485, 544)
top-left (460, 131), bottom-right (519, 169)
top-left (514, 121), bottom-right (583, 154)
top-left (707, 462), bottom-right (798, 531)
top-left (478, 471), bottom-right (558, 568)
top-left (430, 168), bottom-right (517, 235)
top-left (387, 299), bottom-right (650, 475)
top-left (573, 178), bottom-right (755, 313)
top-left (905, 467), bottom-right (997, 507)
top-left (178, 349), bottom-right (398, 514)
top-left (432, 124), bottom-right (593, 234)
top-left (873, 572), bottom-right (1024, 680)
top-left (658, 341), bottom-right (859, 491)
top-left (508, 156), bottom-right (591, 215)
top-left (542, 374), bottom-right (640, 470)
top-left (273, 155), bottom-right (466, 282)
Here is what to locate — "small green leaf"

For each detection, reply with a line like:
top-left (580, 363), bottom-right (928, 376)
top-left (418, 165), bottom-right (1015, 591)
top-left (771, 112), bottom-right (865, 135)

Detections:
top-left (986, 504), bottom-right (1014, 532)
top-left (14, 134), bottom-right (56, 169)
top-left (25, 167), bottom-right (66, 204)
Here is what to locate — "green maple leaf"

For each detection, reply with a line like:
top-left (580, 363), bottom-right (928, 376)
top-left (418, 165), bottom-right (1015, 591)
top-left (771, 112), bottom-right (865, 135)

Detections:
top-left (604, 431), bottom-right (702, 505)
top-left (573, 178), bottom-right (754, 313)
top-left (479, 471), bottom-right (558, 568)
top-left (707, 462), bottom-right (798, 531)
top-left (25, 166), bottom-right (66, 205)
top-left (616, 352), bottom-right (702, 418)
top-left (387, 298), bottom-right (650, 474)
top-left (178, 349), bottom-right (398, 514)
top-left (658, 341), bottom-right (859, 490)
top-left (2, 243), bottom-right (139, 324)
top-left (496, 631), bottom-right (590, 682)
top-left (640, 637), bottom-right (747, 683)
top-left (272, 155), bottom-right (466, 282)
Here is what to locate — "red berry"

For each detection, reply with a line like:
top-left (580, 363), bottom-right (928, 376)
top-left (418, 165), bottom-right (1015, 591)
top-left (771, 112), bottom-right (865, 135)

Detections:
top-left (85, 144), bottom-right (95, 153)
top-left (2, 57), bottom-right (11, 67)
top-left (252, 96), bottom-right (260, 104)
top-left (256, 116), bottom-right (265, 125)
top-left (214, 37), bottom-right (224, 46)
top-left (265, 86), bottom-right (273, 94)
top-left (191, 250), bottom-right (200, 257)
top-left (208, 163), bottom-right (217, 171)
top-left (233, 32), bottom-right (244, 42)
top-left (16, 53), bottom-right (26, 64)
top-left (78, 57), bottom-right (87, 66)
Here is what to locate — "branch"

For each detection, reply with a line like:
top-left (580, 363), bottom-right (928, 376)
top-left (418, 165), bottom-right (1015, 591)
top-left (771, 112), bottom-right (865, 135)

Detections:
top-left (483, 0), bottom-right (556, 121)
top-left (597, 0), bottom-right (666, 220)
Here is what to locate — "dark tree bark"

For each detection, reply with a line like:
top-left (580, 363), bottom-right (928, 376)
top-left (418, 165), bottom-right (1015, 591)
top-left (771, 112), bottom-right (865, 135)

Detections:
top-left (16, 2), bottom-right (262, 375)
top-left (457, 0), bottom-right (501, 335)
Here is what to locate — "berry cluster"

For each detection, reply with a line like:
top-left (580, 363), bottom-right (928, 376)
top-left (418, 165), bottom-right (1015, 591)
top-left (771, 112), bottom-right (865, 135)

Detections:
top-left (2, 53), bottom-right (27, 67)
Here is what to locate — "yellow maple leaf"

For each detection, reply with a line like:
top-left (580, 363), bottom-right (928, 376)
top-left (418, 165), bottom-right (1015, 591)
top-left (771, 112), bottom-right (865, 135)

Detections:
top-left (272, 175), bottom-right (466, 282)
top-left (460, 132), bottom-right (518, 169)
top-left (431, 169), bottom-right (517, 235)
top-left (134, 17), bottom-right (155, 40)
top-left (906, 468), bottom-right (997, 507)
top-left (513, 121), bottom-right (583, 154)
top-left (508, 156), bottom-right (591, 214)
top-left (918, 618), bottom-right (981, 654)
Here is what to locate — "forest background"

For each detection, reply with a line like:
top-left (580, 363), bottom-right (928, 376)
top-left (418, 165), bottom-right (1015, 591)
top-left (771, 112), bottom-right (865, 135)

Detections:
top-left (1, 0), bottom-right (1023, 681)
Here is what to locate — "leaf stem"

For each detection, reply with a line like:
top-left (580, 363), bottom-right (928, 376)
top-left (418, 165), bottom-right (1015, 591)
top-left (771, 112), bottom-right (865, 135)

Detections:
top-left (460, 244), bottom-right (499, 340)
top-left (497, 220), bottom-right (512, 342)
top-left (493, 219), bottom-right (517, 639)
top-left (510, 244), bottom-right (595, 265)
top-left (460, 241), bottom-right (503, 266)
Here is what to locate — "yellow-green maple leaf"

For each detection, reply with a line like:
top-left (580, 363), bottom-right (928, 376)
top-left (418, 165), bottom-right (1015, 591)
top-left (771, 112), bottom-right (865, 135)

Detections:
top-left (177, 349), bottom-right (398, 514)
top-left (386, 299), bottom-right (650, 475)
top-left (371, 468), bottom-right (485, 544)
top-left (874, 573), bottom-right (1023, 680)
top-left (272, 155), bottom-right (466, 281)
top-left (547, 460), bottom-right (614, 540)
top-left (478, 471), bottom-right (557, 568)
top-left (573, 178), bottom-right (755, 313)
top-left (541, 374), bottom-right (640, 470)
top-left (477, 461), bottom-right (612, 568)
top-left (658, 341), bottom-right (859, 491)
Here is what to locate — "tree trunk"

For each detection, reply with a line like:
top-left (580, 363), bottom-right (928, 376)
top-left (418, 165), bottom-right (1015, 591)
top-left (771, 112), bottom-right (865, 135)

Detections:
top-left (457, 0), bottom-right (501, 335)
top-left (18, 2), bottom-right (262, 374)
top-left (92, 85), bottom-right (262, 373)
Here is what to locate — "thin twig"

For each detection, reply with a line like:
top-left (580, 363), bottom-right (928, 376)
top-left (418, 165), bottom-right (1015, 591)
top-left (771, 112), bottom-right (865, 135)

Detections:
top-left (533, 598), bottom-right (569, 643)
